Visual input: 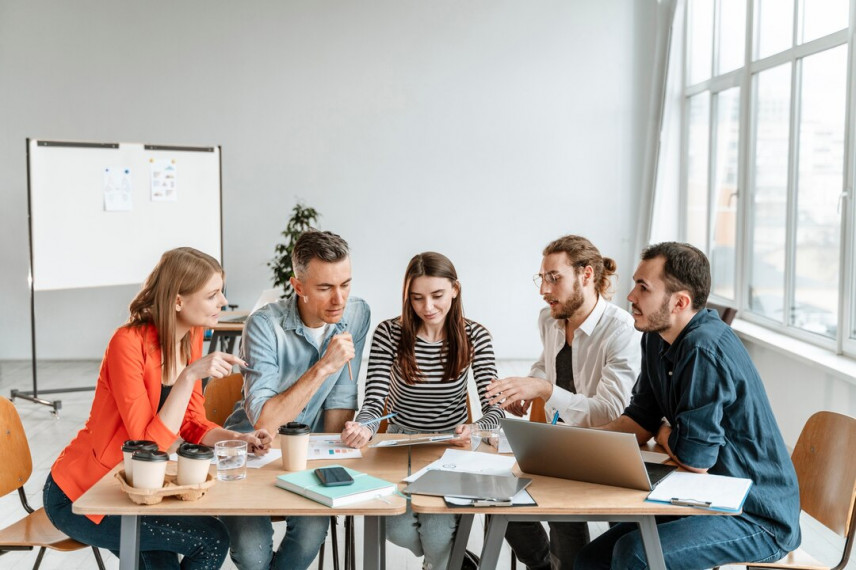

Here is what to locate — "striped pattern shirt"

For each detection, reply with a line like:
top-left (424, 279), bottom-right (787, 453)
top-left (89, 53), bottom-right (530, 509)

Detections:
top-left (356, 317), bottom-right (504, 434)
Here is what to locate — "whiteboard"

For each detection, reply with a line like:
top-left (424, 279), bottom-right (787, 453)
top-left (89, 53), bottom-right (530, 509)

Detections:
top-left (28, 140), bottom-right (222, 291)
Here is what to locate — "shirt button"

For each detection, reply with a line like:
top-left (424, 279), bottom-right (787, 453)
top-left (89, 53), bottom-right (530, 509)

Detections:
top-left (668, 371), bottom-right (673, 376)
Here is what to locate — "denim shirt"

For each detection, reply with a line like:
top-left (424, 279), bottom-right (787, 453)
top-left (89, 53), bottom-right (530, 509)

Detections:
top-left (224, 295), bottom-right (371, 433)
top-left (624, 309), bottom-right (801, 552)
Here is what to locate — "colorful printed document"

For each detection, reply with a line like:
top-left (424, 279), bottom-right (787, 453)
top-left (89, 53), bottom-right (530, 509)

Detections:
top-left (309, 435), bottom-right (362, 460)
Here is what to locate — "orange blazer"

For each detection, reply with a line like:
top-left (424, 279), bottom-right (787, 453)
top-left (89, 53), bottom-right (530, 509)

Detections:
top-left (51, 324), bottom-right (218, 523)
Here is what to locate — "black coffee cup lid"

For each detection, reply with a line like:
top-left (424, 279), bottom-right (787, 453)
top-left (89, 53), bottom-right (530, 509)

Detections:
top-left (122, 440), bottom-right (159, 453)
top-left (131, 449), bottom-right (169, 462)
top-left (177, 443), bottom-right (214, 460)
top-left (278, 422), bottom-right (310, 435)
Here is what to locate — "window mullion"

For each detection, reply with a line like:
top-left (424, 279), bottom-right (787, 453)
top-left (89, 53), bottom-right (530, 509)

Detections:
top-left (784, 56), bottom-right (802, 329)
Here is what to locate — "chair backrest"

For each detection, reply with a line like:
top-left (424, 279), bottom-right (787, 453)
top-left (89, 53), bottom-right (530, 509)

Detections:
top-left (203, 373), bottom-right (244, 426)
top-left (0, 398), bottom-right (33, 497)
top-left (529, 398), bottom-right (548, 423)
top-left (706, 302), bottom-right (737, 325)
top-left (792, 411), bottom-right (856, 542)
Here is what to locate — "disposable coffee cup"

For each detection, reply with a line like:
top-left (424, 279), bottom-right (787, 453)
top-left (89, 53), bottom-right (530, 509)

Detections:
top-left (176, 443), bottom-right (214, 486)
top-left (130, 449), bottom-right (169, 489)
top-left (121, 440), bottom-right (158, 486)
top-left (278, 422), bottom-right (310, 471)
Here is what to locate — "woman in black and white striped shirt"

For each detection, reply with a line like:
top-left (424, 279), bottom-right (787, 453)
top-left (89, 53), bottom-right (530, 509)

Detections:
top-left (340, 251), bottom-right (503, 570)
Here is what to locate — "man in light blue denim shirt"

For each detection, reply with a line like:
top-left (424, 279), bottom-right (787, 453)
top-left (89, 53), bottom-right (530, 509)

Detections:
top-left (221, 230), bottom-right (371, 570)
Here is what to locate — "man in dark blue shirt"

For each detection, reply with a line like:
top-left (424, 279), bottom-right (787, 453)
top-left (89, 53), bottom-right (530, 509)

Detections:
top-left (575, 242), bottom-right (800, 570)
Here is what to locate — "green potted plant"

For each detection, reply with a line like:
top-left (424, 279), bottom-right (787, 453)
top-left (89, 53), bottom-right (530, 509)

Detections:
top-left (269, 202), bottom-right (319, 299)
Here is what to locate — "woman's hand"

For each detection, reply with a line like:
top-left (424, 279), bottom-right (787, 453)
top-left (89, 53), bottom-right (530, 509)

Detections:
top-left (181, 352), bottom-right (246, 384)
top-left (233, 428), bottom-right (273, 455)
top-left (341, 421), bottom-right (372, 449)
top-left (451, 423), bottom-right (472, 448)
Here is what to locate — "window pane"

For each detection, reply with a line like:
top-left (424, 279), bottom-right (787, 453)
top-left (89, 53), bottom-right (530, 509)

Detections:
top-left (686, 93), bottom-right (711, 252)
top-left (794, 46), bottom-right (847, 337)
top-left (749, 64), bottom-right (791, 321)
top-left (688, 0), bottom-right (714, 85)
top-left (718, 0), bottom-right (746, 74)
top-left (755, 0), bottom-right (794, 59)
top-left (802, 0), bottom-right (848, 44)
top-left (711, 87), bottom-right (740, 300)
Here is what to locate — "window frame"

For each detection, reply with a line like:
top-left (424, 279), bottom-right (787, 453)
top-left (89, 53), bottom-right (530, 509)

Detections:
top-left (679, 0), bottom-right (854, 355)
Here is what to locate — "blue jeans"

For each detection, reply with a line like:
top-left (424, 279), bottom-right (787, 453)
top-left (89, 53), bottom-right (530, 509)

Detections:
top-left (220, 515), bottom-right (329, 570)
top-left (386, 424), bottom-right (460, 570)
top-left (574, 516), bottom-right (785, 570)
top-left (43, 473), bottom-right (228, 570)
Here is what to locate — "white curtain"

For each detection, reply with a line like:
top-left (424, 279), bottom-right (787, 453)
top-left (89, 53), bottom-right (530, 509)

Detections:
top-left (636, 0), bottom-right (687, 253)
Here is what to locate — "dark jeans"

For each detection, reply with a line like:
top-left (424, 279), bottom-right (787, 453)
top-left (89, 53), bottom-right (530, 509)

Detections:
top-left (574, 516), bottom-right (786, 570)
top-left (505, 521), bottom-right (590, 570)
top-left (43, 473), bottom-right (229, 569)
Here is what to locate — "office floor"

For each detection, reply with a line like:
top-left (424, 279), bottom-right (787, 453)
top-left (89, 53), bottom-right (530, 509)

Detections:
top-left (0, 359), bottom-right (849, 570)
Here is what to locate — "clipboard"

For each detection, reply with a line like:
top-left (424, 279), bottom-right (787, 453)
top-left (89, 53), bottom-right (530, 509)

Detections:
top-left (404, 470), bottom-right (532, 501)
top-left (369, 434), bottom-right (457, 447)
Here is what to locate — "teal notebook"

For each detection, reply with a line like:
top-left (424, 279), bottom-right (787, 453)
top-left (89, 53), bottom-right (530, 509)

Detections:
top-left (275, 465), bottom-right (397, 507)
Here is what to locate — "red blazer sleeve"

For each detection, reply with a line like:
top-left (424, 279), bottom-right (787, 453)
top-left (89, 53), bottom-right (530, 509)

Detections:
top-left (179, 328), bottom-right (220, 443)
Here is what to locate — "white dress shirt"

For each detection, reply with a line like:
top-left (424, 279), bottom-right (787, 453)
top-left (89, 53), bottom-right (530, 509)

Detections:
top-left (530, 295), bottom-right (641, 427)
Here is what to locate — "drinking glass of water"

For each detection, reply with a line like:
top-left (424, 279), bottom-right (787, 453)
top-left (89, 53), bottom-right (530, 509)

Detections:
top-left (215, 440), bottom-right (248, 481)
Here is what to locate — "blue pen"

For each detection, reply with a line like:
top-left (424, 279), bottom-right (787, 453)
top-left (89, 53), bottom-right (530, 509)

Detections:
top-left (359, 412), bottom-right (397, 426)
top-left (551, 411), bottom-right (560, 425)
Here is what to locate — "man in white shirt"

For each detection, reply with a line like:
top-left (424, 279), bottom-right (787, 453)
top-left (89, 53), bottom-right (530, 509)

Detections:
top-left (487, 234), bottom-right (641, 570)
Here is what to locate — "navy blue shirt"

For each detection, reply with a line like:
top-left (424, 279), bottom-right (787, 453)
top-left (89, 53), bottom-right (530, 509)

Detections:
top-left (624, 309), bottom-right (800, 552)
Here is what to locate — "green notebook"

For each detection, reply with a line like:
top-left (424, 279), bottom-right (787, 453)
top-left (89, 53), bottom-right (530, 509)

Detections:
top-left (275, 465), bottom-right (397, 507)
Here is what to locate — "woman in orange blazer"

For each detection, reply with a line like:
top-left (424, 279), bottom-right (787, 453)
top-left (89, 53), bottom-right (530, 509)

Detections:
top-left (43, 247), bottom-right (272, 570)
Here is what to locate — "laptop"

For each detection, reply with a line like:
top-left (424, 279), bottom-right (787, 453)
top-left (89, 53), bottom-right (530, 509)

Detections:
top-left (500, 417), bottom-right (676, 491)
top-left (219, 288), bottom-right (282, 323)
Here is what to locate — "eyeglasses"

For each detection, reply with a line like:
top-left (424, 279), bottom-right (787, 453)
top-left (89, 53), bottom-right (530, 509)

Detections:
top-left (532, 269), bottom-right (573, 288)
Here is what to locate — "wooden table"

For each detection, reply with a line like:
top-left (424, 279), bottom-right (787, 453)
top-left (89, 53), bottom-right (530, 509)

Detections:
top-left (73, 435), bottom-right (411, 570)
top-left (407, 443), bottom-right (705, 570)
top-left (208, 311), bottom-right (249, 354)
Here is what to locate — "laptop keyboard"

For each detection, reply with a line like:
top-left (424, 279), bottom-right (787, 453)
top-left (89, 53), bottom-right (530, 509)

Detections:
top-left (644, 462), bottom-right (677, 488)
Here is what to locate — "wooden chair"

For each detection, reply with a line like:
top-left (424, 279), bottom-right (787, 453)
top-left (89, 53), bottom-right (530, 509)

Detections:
top-left (202, 374), bottom-right (345, 570)
top-left (707, 301), bottom-right (737, 325)
top-left (0, 397), bottom-right (105, 569)
top-left (717, 411), bottom-right (856, 570)
top-left (203, 371), bottom-right (244, 426)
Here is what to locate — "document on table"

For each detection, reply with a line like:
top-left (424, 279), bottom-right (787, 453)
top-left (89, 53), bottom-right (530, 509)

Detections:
top-left (246, 449), bottom-right (281, 468)
top-left (308, 435), bottom-right (362, 460)
top-left (647, 471), bottom-right (752, 512)
top-left (403, 448), bottom-right (517, 483)
top-left (640, 450), bottom-right (670, 464)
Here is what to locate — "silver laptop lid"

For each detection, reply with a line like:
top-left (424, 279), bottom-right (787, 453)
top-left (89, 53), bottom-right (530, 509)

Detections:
top-left (500, 417), bottom-right (654, 491)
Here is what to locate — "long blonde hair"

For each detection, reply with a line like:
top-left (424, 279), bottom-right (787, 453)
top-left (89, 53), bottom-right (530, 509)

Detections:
top-left (128, 247), bottom-right (223, 384)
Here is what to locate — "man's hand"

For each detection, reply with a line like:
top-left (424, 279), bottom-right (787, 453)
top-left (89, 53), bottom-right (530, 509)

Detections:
top-left (655, 422), bottom-right (672, 453)
top-left (486, 377), bottom-right (552, 409)
top-left (235, 428), bottom-right (273, 455)
top-left (505, 399), bottom-right (532, 417)
top-left (319, 333), bottom-right (355, 376)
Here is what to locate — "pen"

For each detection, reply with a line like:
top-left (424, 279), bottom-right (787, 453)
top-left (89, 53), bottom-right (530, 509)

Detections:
top-left (669, 497), bottom-right (712, 508)
top-left (551, 411), bottom-right (560, 425)
top-left (472, 499), bottom-right (513, 507)
top-left (358, 412), bottom-right (397, 426)
top-left (347, 360), bottom-right (353, 381)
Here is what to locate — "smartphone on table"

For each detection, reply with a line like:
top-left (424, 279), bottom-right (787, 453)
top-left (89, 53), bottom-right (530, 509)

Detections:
top-left (314, 466), bottom-right (354, 486)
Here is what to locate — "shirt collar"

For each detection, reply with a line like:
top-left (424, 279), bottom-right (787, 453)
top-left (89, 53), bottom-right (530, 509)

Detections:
top-left (280, 294), bottom-right (349, 333)
top-left (661, 308), bottom-right (710, 362)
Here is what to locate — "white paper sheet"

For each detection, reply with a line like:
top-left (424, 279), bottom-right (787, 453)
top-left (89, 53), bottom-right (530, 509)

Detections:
top-left (404, 449), bottom-right (517, 483)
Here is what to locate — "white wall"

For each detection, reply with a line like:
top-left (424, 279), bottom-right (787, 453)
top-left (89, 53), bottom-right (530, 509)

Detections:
top-left (0, 1), bottom-right (658, 360)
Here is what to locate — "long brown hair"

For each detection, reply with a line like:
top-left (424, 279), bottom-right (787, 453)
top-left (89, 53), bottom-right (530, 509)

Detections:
top-left (397, 252), bottom-right (472, 384)
top-left (127, 247), bottom-right (223, 384)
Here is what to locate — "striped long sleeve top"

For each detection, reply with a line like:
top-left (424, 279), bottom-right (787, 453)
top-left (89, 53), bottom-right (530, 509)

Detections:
top-left (356, 317), bottom-right (504, 434)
